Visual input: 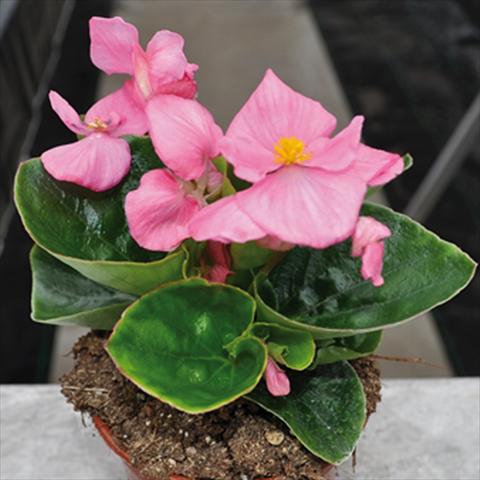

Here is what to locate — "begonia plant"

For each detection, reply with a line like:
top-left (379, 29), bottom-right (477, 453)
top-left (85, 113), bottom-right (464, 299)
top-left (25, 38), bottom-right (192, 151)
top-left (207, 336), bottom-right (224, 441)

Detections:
top-left (14, 16), bottom-right (476, 466)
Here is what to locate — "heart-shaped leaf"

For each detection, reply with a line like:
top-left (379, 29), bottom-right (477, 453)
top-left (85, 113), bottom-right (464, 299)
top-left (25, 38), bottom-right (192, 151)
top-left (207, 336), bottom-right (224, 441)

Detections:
top-left (30, 245), bottom-right (135, 329)
top-left (247, 361), bottom-right (366, 465)
top-left (107, 279), bottom-right (267, 413)
top-left (14, 137), bottom-right (186, 295)
top-left (250, 323), bottom-right (315, 370)
top-left (255, 203), bottom-right (476, 338)
top-left (312, 331), bottom-right (382, 366)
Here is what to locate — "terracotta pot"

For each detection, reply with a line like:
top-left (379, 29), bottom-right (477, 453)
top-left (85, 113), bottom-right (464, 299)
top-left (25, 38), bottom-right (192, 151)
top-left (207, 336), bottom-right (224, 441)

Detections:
top-left (93, 415), bottom-right (335, 480)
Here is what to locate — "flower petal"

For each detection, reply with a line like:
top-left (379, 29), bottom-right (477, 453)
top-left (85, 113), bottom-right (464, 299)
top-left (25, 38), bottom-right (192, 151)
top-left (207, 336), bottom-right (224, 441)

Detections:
top-left (361, 242), bottom-right (386, 287)
top-left (48, 91), bottom-right (88, 135)
top-left (265, 357), bottom-right (290, 397)
top-left (85, 81), bottom-right (148, 137)
top-left (41, 134), bottom-right (131, 192)
top-left (204, 241), bottom-right (233, 284)
top-left (129, 43), bottom-right (153, 102)
top-left (146, 30), bottom-right (188, 87)
top-left (307, 116), bottom-right (364, 171)
top-left (189, 195), bottom-right (266, 244)
top-left (125, 169), bottom-right (201, 252)
top-left (236, 165), bottom-right (367, 248)
top-left (89, 16), bottom-right (139, 75)
top-left (206, 241), bottom-right (231, 269)
top-left (256, 235), bottom-right (294, 252)
top-left (146, 96), bottom-right (222, 181)
top-left (351, 216), bottom-right (391, 257)
top-left (354, 144), bottom-right (403, 187)
top-left (222, 69), bottom-right (337, 182)
top-left (219, 136), bottom-right (279, 183)
top-left (155, 66), bottom-right (198, 99)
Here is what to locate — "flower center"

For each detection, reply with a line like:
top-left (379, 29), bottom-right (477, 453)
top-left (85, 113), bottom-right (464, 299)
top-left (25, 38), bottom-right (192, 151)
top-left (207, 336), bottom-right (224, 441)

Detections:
top-left (86, 117), bottom-right (108, 132)
top-left (274, 136), bottom-right (311, 165)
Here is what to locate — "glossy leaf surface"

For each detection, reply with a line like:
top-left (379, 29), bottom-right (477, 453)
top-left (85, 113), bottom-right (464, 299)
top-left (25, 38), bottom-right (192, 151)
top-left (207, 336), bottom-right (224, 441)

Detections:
top-left (31, 245), bottom-right (134, 329)
top-left (107, 279), bottom-right (267, 413)
top-left (312, 332), bottom-right (382, 366)
top-left (256, 203), bottom-right (476, 338)
top-left (248, 361), bottom-right (366, 464)
top-left (250, 323), bottom-right (315, 370)
top-left (15, 137), bottom-right (186, 295)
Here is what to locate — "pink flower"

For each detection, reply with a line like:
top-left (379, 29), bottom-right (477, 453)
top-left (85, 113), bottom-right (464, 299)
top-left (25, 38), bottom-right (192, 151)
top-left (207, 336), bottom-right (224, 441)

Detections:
top-left (351, 216), bottom-right (391, 287)
top-left (256, 235), bottom-right (295, 252)
top-left (125, 98), bottom-right (223, 251)
top-left (264, 357), bottom-right (290, 397)
top-left (125, 169), bottom-right (202, 252)
top-left (353, 144), bottom-right (404, 186)
top-left (146, 95), bottom-right (223, 181)
top-left (189, 194), bottom-right (266, 244)
top-left (202, 241), bottom-right (233, 283)
top-left (190, 69), bottom-right (403, 249)
top-left (89, 16), bottom-right (198, 105)
top-left (41, 85), bottom-right (148, 192)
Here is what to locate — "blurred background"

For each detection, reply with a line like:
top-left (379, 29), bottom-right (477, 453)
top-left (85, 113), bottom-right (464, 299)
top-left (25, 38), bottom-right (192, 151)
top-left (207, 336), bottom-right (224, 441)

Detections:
top-left (0, 0), bottom-right (478, 383)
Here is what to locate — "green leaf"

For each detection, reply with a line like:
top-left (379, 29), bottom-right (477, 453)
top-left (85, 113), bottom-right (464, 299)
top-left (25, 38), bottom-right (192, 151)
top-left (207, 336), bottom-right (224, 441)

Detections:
top-left (227, 268), bottom-right (255, 290)
top-left (107, 279), bottom-right (267, 414)
top-left (403, 153), bottom-right (413, 171)
top-left (312, 331), bottom-right (382, 366)
top-left (255, 203), bottom-right (476, 338)
top-left (231, 241), bottom-right (274, 270)
top-left (250, 323), bottom-right (315, 370)
top-left (211, 156), bottom-right (236, 197)
top-left (31, 245), bottom-right (135, 329)
top-left (247, 361), bottom-right (366, 464)
top-left (227, 163), bottom-right (251, 192)
top-left (181, 239), bottom-right (206, 277)
top-left (14, 137), bottom-right (186, 295)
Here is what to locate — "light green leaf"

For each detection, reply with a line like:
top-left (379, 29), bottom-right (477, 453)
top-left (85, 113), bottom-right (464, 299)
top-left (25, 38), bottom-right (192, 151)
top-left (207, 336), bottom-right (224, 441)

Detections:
top-left (14, 137), bottom-right (186, 295)
top-left (211, 155), bottom-right (236, 197)
top-left (231, 241), bottom-right (274, 270)
top-left (107, 279), bottom-right (267, 414)
top-left (250, 323), bottom-right (315, 370)
top-left (255, 203), bottom-right (476, 338)
top-left (247, 361), bottom-right (366, 464)
top-left (31, 245), bottom-right (134, 329)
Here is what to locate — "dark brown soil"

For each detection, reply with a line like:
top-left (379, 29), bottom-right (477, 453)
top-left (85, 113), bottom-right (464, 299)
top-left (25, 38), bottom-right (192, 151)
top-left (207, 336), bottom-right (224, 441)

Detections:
top-left (61, 332), bottom-right (381, 480)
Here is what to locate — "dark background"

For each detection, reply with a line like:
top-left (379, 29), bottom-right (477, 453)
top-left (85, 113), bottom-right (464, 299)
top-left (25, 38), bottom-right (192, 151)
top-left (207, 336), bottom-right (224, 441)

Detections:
top-left (0, 0), bottom-right (478, 382)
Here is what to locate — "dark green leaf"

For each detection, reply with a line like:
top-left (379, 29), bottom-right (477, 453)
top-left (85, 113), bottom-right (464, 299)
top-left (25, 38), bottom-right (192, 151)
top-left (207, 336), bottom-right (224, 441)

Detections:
top-left (255, 203), bottom-right (476, 338)
top-left (31, 245), bottom-right (134, 329)
top-left (14, 137), bottom-right (186, 295)
top-left (403, 153), bottom-right (413, 171)
top-left (312, 331), bottom-right (382, 366)
top-left (247, 361), bottom-right (366, 464)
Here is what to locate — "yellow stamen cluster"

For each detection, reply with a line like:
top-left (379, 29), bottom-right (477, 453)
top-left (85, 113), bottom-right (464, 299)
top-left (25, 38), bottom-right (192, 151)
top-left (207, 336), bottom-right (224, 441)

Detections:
top-left (274, 136), bottom-right (311, 165)
top-left (86, 117), bottom-right (108, 132)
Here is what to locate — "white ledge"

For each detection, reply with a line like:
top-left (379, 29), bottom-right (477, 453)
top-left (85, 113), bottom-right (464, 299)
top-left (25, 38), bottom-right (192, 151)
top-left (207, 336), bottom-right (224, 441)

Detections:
top-left (1, 380), bottom-right (479, 479)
